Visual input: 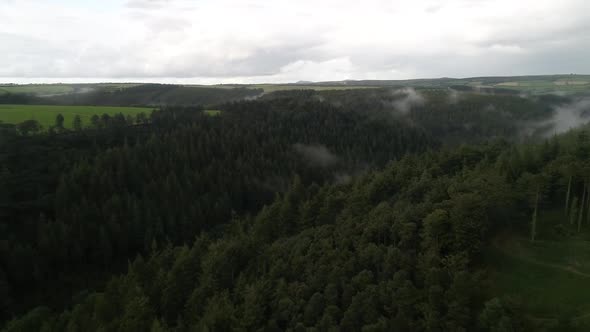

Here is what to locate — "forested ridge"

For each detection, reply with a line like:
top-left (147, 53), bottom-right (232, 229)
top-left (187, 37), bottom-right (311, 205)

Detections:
top-left (262, 88), bottom-right (565, 144)
top-left (0, 84), bottom-right (263, 108)
top-left (2, 88), bottom-right (590, 331)
top-left (1, 96), bottom-right (433, 322)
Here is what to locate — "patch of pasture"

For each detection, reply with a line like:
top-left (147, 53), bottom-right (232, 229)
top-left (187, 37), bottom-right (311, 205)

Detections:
top-left (0, 84), bottom-right (75, 96)
top-left (0, 104), bottom-right (152, 128)
top-left (252, 84), bottom-right (377, 93)
top-left (203, 110), bottom-right (222, 116)
top-left (485, 209), bottom-right (590, 329)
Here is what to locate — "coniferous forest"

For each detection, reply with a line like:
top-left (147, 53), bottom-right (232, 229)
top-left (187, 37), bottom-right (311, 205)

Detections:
top-left (2, 86), bottom-right (590, 331)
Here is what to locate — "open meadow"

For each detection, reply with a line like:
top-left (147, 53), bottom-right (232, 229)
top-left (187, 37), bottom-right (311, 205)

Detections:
top-left (0, 104), bottom-right (152, 128)
top-left (485, 209), bottom-right (590, 330)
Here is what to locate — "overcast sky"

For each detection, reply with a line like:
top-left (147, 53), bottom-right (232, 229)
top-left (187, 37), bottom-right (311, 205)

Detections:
top-left (1, 0), bottom-right (589, 84)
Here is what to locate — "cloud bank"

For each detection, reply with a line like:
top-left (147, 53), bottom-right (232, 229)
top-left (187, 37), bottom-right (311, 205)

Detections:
top-left (1, 0), bottom-right (590, 83)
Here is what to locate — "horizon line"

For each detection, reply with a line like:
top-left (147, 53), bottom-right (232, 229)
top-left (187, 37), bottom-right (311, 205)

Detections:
top-left (1, 73), bottom-right (589, 86)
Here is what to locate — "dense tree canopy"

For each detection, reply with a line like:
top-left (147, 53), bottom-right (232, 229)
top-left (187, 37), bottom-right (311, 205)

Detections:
top-left (1, 88), bottom-right (589, 331)
top-left (0, 98), bottom-right (434, 321)
top-left (7, 132), bottom-right (590, 331)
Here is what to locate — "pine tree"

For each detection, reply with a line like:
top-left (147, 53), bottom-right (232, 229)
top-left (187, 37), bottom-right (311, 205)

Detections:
top-left (531, 186), bottom-right (540, 242)
top-left (579, 182), bottom-right (587, 233)
top-left (72, 115), bottom-right (82, 131)
top-left (570, 197), bottom-right (579, 226)
top-left (54, 113), bottom-right (65, 131)
top-left (565, 174), bottom-right (573, 215)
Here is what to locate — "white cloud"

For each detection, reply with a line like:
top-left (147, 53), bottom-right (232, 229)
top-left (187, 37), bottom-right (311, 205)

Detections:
top-left (0, 0), bottom-right (589, 83)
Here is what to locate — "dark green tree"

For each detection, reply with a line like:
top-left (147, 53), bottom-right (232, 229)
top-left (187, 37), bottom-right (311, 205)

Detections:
top-left (16, 119), bottom-right (41, 135)
top-left (55, 113), bottom-right (65, 131)
top-left (72, 115), bottom-right (82, 131)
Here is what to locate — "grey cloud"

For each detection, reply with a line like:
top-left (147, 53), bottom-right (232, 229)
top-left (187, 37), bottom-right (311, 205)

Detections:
top-left (476, 22), bottom-right (590, 50)
top-left (2, 0), bottom-right (590, 81)
top-left (221, 44), bottom-right (326, 77)
top-left (0, 31), bottom-right (324, 78)
top-left (0, 33), bottom-right (73, 77)
top-left (148, 16), bottom-right (192, 32)
top-left (126, 0), bottom-right (173, 9)
top-left (393, 43), bottom-right (590, 79)
top-left (131, 44), bottom-right (323, 78)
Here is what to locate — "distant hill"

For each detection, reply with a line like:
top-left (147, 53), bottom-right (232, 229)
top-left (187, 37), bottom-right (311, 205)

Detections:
top-left (3, 75), bottom-right (590, 107)
top-left (312, 74), bottom-right (590, 94)
top-left (45, 84), bottom-right (264, 107)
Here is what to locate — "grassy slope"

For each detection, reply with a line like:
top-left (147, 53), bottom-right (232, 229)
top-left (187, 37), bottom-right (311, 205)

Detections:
top-left (0, 85), bottom-right (75, 96)
top-left (486, 209), bottom-right (590, 330)
top-left (184, 84), bottom-right (377, 93)
top-left (0, 83), bottom-right (144, 96)
top-left (320, 75), bottom-right (590, 94)
top-left (469, 77), bottom-right (590, 95)
top-left (251, 84), bottom-right (376, 93)
top-left (0, 104), bottom-right (151, 128)
top-left (203, 109), bottom-right (221, 116)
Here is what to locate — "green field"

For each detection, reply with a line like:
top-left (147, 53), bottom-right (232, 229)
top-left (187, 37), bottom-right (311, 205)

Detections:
top-left (0, 84), bottom-right (75, 96)
top-left (203, 109), bottom-right (221, 116)
top-left (457, 75), bottom-right (590, 95)
top-left (184, 83), bottom-right (376, 93)
top-left (94, 83), bottom-right (145, 92)
top-left (0, 83), bottom-right (145, 96)
top-left (486, 210), bottom-right (590, 330)
top-left (251, 84), bottom-right (376, 93)
top-left (490, 80), bottom-right (590, 94)
top-left (0, 104), bottom-right (152, 128)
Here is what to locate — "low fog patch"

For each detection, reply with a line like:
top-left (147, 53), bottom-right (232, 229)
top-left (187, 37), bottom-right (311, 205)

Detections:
top-left (484, 104), bottom-right (496, 112)
top-left (332, 165), bottom-right (369, 185)
top-left (243, 92), bottom-right (264, 101)
top-left (388, 88), bottom-right (425, 114)
top-left (549, 98), bottom-right (590, 134)
top-left (333, 173), bottom-right (352, 185)
top-left (315, 95), bottom-right (326, 103)
top-left (293, 143), bottom-right (339, 168)
top-left (525, 98), bottom-right (590, 137)
top-left (518, 92), bottom-right (532, 99)
top-left (448, 88), bottom-right (461, 104)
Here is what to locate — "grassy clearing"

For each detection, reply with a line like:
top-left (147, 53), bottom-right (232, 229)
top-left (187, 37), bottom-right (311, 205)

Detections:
top-left (0, 104), bottom-right (151, 128)
top-left (485, 246), bottom-right (590, 330)
top-left (456, 76), bottom-right (590, 94)
top-left (485, 209), bottom-right (590, 329)
top-left (492, 80), bottom-right (590, 94)
top-left (0, 83), bottom-right (144, 96)
top-left (183, 84), bottom-right (377, 93)
top-left (183, 84), bottom-right (238, 90)
top-left (203, 110), bottom-right (221, 116)
top-left (554, 80), bottom-right (589, 86)
top-left (252, 84), bottom-right (376, 93)
top-left (95, 83), bottom-right (145, 92)
top-left (496, 82), bottom-right (521, 87)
